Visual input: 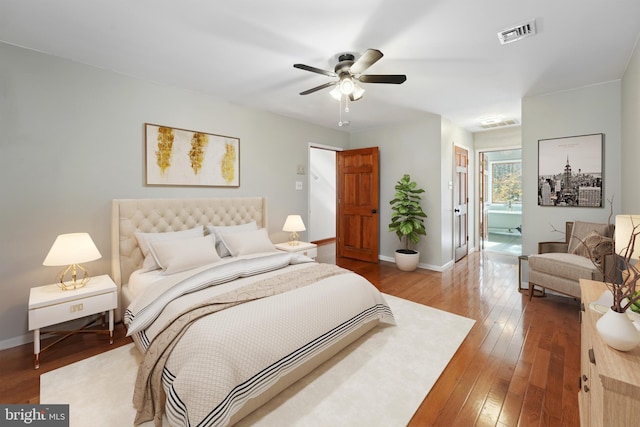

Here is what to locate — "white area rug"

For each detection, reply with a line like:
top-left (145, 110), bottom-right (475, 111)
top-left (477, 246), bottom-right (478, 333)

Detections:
top-left (41, 295), bottom-right (474, 427)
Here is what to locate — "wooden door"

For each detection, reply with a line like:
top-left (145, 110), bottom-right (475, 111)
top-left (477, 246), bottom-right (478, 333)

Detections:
top-left (454, 146), bottom-right (469, 262)
top-left (337, 147), bottom-right (379, 263)
top-left (479, 152), bottom-right (488, 250)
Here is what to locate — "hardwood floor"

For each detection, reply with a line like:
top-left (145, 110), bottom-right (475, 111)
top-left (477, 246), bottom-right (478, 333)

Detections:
top-left (0, 250), bottom-right (581, 426)
top-left (338, 251), bottom-right (580, 427)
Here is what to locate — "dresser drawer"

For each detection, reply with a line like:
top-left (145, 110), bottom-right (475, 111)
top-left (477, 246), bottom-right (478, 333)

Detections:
top-left (29, 291), bottom-right (117, 330)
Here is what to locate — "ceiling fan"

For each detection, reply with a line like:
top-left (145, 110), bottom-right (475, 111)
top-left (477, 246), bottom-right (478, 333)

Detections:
top-left (293, 49), bottom-right (406, 101)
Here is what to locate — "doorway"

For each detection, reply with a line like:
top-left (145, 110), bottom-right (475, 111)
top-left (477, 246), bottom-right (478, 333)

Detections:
top-left (309, 144), bottom-right (380, 264)
top-left (479, 149), bottom-right (522, 256)
top-left (309, 144), bottom-right (338, 263)
top-left (454, 146), bottom-right (469, 262)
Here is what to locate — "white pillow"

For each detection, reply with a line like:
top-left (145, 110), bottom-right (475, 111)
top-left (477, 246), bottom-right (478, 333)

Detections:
top-left (219, 228), bottom-right (276, 257)
top-left (207, 221), bottom-right (258, 257)
top-left (149, 234), bottom-right (221, 275)
top-left (135, 226), bottom-right (204, 272)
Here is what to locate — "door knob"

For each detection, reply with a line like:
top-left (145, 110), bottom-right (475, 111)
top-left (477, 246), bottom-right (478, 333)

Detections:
top-left (371, 209), bottom-right (377, 214)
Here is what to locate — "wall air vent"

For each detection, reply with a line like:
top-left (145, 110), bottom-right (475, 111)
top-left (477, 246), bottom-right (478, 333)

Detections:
top-left (498, 20), bottom-right (537, 45)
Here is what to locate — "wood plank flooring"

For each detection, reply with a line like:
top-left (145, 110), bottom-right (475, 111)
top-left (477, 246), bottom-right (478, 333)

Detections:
top-left (0, 250), bottom-right (581, 426)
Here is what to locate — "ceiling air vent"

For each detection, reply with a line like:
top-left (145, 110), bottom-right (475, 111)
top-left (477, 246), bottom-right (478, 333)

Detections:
top-left (479, 118), bottom-right (520, 129)
top-left (498, 20), bottom-right (537, 45)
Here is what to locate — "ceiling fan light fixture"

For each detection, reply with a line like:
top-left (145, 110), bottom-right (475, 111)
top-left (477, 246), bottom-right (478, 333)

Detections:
top-left (350, 84), bottom-right (365, 101)
top-left (339, 75), bottom-right (355, 95)
top-left (329, 85), bottom-right (342, 100)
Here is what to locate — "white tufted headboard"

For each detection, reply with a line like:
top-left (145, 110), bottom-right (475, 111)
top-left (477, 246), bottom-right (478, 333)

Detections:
top-left (111, 197), bottom-right (267, 318)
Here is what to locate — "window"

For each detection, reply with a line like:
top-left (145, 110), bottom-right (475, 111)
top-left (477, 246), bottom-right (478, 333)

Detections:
top-left (491, 161), bottom-right (522, 204)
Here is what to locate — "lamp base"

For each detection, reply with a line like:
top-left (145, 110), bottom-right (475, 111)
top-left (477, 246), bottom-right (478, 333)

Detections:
top-left (58, 264), bottom-right (91, 290)
top-left (288, 231), bottom-right (300, 246)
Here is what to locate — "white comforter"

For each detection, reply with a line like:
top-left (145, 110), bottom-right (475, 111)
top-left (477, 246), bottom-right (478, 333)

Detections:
top-left (125, 252), bottom-right (395, 427)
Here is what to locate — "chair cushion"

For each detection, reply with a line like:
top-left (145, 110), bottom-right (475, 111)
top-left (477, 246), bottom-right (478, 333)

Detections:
top-left (529, 252), bottom-right (603, 282)
top-left (567, 221), bottom-right (612, 254)
top-left (570, 230), bottom-right (613, 265)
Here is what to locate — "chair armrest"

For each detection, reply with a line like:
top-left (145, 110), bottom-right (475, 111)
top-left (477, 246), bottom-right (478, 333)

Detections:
top-left (538, 241), bottom-right (569, 254)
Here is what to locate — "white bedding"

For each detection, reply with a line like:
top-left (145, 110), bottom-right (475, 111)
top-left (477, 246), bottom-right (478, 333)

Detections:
top-left (126, 252), bottom-right (395, 426)
top-left (127, 269), bottom-right (165, 298)
top-left (124, 255), bottom-right (236, 308)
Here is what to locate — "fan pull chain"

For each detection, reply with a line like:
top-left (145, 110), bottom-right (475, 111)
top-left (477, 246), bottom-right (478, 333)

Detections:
top-left (338, 94), bottom-right (350, 127)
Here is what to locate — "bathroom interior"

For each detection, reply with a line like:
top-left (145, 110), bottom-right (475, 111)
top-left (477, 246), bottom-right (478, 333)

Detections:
top-left (481, 148), bottom-right (522, 256)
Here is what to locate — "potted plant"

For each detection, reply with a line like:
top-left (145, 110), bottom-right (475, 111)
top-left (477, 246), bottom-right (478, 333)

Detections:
top-left (388, 174), bottom-right (427, 271)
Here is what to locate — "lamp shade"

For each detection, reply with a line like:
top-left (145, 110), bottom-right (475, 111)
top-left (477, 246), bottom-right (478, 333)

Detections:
top-left (615, 215), bottom-right (640, 260)
top-left (282, 215), bottom-right (306, 232)
top-left (43, 233), bottom-right (102, 266)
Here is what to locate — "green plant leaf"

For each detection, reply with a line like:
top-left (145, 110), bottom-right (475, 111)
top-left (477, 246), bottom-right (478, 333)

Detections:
top-left (388, 174), bottom-right (427, 250)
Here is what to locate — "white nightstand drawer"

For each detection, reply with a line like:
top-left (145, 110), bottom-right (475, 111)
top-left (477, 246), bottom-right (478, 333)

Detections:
top-left (29, 291), bottom-right (117, 330)
top-left (274, 242), bottom-right (318, 259)
top-left (298, 247), bottom-right (317, 259)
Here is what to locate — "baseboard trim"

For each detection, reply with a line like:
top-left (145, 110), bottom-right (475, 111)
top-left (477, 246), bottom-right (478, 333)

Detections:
top-left (378, 255), bottom-right (451, 272)
top-left (0, 333), bottom-right (33, 351)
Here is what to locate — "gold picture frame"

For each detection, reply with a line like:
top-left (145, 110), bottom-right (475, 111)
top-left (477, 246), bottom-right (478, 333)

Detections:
top-left (145, 123), bottom-right (239, 187)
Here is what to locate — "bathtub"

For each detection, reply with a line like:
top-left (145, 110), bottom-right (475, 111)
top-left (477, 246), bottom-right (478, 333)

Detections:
top-left (486, 204), bottom-right (522, 233)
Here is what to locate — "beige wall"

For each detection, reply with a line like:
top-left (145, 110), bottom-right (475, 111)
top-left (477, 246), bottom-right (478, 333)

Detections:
top-left (349, 116), bottom-right (472, 270)
top-left (521, 81), bottom-right (623, 255)
top-left (621, 38), bottom-right (640, 213)
top-left (0, 42), bottom-right (349, 347)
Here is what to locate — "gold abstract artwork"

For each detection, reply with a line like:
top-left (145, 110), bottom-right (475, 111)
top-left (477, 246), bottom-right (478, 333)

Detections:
top-left (155, 127), bottom-right (175, 175)
top-left (221, 142), bottom-right (236, 184)
top-left (189, 132), bottom-right (209, 175)
top-left (145, 123), bottom-right (239, 187)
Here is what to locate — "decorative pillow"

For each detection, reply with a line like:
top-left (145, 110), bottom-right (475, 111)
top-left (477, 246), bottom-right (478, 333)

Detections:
top-left (206, 221), bottom-right (258, 257)
top-left (567, 221), bottom-right (612, 254)
top-left (571, 230), bottom-right (613, 265)
top-left (149, 235), bottom-right (221, 274)
top-left (135, 226), bottom-right (204, 272)
top-left (218, 228), bottom-right (275, 257)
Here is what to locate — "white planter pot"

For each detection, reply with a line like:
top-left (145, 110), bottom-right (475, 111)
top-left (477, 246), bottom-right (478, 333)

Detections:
top-left (394, 250), bottom-right (420, 272)
top-left (596, 308), bottom-right (640, 351)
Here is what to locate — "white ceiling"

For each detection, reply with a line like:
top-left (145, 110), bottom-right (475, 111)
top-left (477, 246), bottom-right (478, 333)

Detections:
top-left (1, 0), bottom-right (639, 133)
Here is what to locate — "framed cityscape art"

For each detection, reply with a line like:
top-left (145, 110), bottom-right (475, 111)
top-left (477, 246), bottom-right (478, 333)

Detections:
top-left (537, 133), bottom-right (603, 207)
top-left (145, 123), bottom-right (239, 187)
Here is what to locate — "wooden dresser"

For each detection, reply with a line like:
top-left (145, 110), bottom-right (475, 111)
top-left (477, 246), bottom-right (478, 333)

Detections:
top-left (579, 279), bottom-right (640, 426)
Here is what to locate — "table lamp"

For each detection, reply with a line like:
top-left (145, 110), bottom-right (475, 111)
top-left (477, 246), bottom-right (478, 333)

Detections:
top-left (615, 215), bottom-right (640, 280)
top-left (43, 232), bottom-right (102, 290)
top-left (282, 215), bottom-right (306, 246)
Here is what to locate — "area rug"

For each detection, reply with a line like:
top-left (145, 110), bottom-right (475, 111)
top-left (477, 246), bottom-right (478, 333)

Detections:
top-left (40, 295), bottom-right (474, 427)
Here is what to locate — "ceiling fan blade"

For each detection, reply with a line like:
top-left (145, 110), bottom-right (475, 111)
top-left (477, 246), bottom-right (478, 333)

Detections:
top-left (358, 74), bottom-right (407, 84)
top-left (299, 81), bottom-right (337, 95)
top-left (293, 63), bottom-right (337, 78)
top-left (349, 49), bottom-right (383, 75)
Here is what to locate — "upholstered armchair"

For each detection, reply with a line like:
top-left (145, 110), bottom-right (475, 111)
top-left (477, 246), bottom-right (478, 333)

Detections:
top-left (527, 221), bottom-right (614, 301)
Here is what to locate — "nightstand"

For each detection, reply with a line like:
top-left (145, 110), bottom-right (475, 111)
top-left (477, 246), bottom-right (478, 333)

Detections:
top-left (28, 274), bottom-right (117, 369)
top-left (274, 242), bottom-right (318, 259)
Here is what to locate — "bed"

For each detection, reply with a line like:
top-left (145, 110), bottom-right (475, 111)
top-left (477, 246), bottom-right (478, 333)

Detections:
top-left (111, 197), bottom-right (395, 427)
